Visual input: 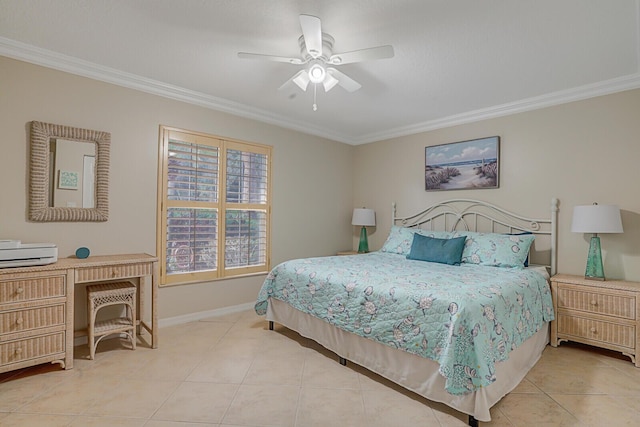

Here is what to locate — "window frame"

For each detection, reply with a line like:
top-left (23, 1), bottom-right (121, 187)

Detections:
top-left (157, 126), bottom-right (272, 286)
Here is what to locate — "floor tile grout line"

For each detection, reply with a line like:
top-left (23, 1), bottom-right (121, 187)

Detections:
top-left (7, 312), bottom-right (640, 425)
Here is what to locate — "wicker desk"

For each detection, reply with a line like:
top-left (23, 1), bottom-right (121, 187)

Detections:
top-left (0, 253), bottom-right (158, 373)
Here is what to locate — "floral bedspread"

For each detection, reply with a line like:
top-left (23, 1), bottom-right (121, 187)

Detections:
top-left (255, 252), bottom-right (554, 395)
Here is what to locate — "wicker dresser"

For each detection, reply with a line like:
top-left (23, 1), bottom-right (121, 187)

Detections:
top-left (0, 268), bottom-right (73, 373)
top-left (550, 274), bottom-right (640, 367)
top-left (0, 253), bottom-right (158, 374)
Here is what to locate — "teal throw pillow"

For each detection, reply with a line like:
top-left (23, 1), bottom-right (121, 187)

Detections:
top-left (406, 234), bottom-right (466, 265)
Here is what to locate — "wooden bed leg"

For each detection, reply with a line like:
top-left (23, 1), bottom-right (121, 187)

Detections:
top-left (468, 415), bottom-right (479, 427)
top-left (339, 357), bottom-right (347, 366)
top-left (268, 321), bottom-right (274, 330)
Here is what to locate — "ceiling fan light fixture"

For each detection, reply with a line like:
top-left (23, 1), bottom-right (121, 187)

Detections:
top-left (308, 62), bottom-right (326, 83)
top-left (322, 72), bottom-right (339, 92)
top-left (292, 70), bottom-right (310, 91)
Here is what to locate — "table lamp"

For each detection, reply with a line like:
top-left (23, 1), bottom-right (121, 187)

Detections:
top-left (571, 203), bottom-right (623, 280)
top-left (352, 208), bottom-right (376, 253)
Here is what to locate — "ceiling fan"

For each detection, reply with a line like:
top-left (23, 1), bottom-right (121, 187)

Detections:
top-left (238, 14), bottom-right (394, 110)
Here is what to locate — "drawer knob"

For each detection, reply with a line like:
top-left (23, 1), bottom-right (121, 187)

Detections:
top-left (15, 347), bottom-right (23, 355)
top-left (16, 317), bottom-right (23, 325)
top-left (590, 327), bottom-right (597, 333)
top-left (590, 300), bottom-right (597, 306)
top-left (16, 287), bottom-right (24, 294)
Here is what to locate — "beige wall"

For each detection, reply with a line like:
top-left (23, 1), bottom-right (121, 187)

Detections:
top-left (354, 89), bottom-right (640, 281)
top-left (3, 54), bottom-right (640, 324)
top-left (0, 56), bottom-right (354, 320)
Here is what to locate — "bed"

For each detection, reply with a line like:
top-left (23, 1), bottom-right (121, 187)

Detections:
top-left (255, 199), bottom-right (558, 424)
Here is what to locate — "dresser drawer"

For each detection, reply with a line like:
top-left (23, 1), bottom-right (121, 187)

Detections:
top-left (0, 276), bottom-right (66, 304)
top-left (557, 313), bottom-right (635, 348)
top-left (75, 263), bottom-right (152, 282)
top-left (557, 285), bottom-right (635, 320)
top-left (0, 332), bottom-right (65, 367)
top-left (0, 304), bottom-right (66, 338)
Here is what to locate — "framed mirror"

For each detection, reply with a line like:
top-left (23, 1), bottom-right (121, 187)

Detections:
top-left (29, 121), bottom-right (110, 222)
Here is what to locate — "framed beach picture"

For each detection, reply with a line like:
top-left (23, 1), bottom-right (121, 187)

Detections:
top-left (425, 136), bottom-right (500, 191)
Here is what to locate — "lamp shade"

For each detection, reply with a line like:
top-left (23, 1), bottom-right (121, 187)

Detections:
top-left (571, 204), bottom-right (623, 234)
top-left (352, 208), bottom-right (376, 227)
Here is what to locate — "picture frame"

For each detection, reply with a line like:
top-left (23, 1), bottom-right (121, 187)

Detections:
top-left (425, 136), bottom-right (500, 191)
top-left (58, 170), bottom-right (79, 190)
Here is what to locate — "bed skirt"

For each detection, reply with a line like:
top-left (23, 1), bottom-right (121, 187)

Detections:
top-left (266, 297), bottom-right (549, 422)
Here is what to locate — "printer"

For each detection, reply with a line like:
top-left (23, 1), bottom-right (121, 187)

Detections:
top-left (0, 240), bottom-right (58, 268)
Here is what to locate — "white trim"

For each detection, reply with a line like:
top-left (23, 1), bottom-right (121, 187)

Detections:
top-left (158, 302), bottom-right (255, 328)
top-left (0, 37), bottom-right (347, 144)
top-left (2, 36), bottom-right (639, 146)
top-left (72, 302), bottom-right (255, 347)
top-left (356, 73), bottom-right (640, 145)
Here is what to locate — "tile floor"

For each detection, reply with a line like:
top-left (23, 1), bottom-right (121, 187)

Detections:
top-left (2, 309), bottom-right (640, 426)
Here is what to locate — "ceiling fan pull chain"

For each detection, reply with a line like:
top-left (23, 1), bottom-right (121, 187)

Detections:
top-left (312, 84), bottom-right (318, 111)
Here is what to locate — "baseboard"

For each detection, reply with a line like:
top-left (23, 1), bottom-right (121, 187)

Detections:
top-left (158, 302), bottom-right (256, 328)
top-left (73, 302), bottom-right (255, 346)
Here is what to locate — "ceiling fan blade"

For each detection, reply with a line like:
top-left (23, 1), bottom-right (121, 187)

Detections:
top-left (299, 14), bottom-right (323, 58)
top-left (327, 68), bottom-right (361, 92)
top-left (238, 52), bottom-right (304, 65)
top-left (328, 45), bottom-right (394, 65)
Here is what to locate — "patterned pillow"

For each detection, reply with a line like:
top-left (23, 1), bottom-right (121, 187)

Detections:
top-left (452, 231), bottom-right (535, 268)
top-left (380, 226), bottom-right (452, 255)
top-left (506, 231), bottom-right (532, 267)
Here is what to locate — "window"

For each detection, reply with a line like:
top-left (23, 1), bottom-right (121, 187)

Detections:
top-left (157, 126), bottom-right (271, 285)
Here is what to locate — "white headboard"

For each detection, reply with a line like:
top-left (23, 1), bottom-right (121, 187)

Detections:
top-left (392, 199), bottom-right (558, 275)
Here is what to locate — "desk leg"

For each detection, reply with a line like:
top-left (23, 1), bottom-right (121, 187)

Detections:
top-left (151, 260), bottom-right (159, 348)
top-left (139, 264), bottom-right (159, 349)
top-left (138, 276), bottom-right (145, 337)
top-left (65, 269), bottom-right (75, 369)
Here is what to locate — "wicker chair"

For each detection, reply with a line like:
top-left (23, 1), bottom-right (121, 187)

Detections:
top-left (86, 281), bottom-right (136, 360)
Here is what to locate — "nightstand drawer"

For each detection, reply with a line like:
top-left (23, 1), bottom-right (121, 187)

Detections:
top-left (557, 286), bottom-right (635, 320)
top-left (557, 313), bottom-right (635, 348)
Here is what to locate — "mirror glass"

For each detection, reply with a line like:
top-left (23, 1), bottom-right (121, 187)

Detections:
top-left (29, 121), bottom-right (110, 222)
top-left (49, 139), bottom-right (97, 208)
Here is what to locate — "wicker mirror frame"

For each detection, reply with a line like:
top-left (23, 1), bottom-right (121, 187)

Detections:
top-left (29, 121), bottom-right (110, 222)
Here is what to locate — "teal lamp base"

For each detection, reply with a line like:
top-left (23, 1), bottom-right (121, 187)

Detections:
top-left (357, 226), bottom-right (369, 253)
top-left (584, 235), bottom-right (605, 281)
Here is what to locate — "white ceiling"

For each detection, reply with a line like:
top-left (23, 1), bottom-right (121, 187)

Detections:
top-left (1, 0), bottom-right (639, 145)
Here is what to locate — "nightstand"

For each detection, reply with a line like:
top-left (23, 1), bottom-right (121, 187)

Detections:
top-left (550, 274), bottom-right (640, 367)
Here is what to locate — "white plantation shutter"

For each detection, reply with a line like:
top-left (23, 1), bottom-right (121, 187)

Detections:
top-left (223, 142), bottom-right (270, 274)
top-left (158, 127), bottom-right (271, 285)
top-left (167, 140), bottom-right (218, 203)
top-left (225, 149), bottom-right (268, 204)
top-left (166, 207), bottom-right (218, 274)
top-left (224, 210), bottom-right (267, 268)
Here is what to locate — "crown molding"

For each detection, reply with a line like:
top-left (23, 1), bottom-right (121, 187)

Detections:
top-left (2, 36), bottom-right (639, 147)
top-left (0, 37), bottom-right (350, 144)
top-left (354, 72), bottom-right (640, 145)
